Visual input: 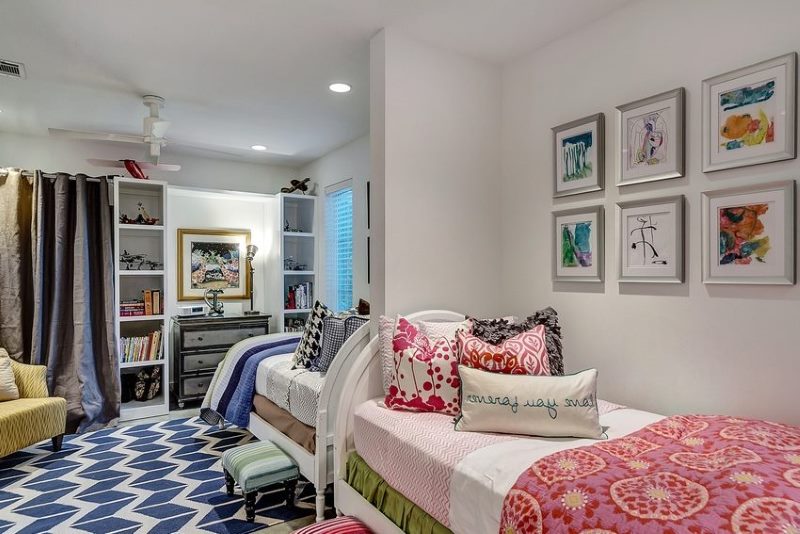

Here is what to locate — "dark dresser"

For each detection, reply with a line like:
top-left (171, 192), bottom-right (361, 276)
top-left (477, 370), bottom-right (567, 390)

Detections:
top-left (170, 314), bottom-right (271, 408)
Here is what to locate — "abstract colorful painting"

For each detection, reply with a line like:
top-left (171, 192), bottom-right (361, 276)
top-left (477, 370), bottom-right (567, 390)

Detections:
top-left (177, 228), bottom-right (251, 300)
top-left (627, 108), bottom-right (668, 168)
top-left (618, 196), bottom-right (683, 283)
top-left (718, 204), bottom-right (771, 265)
top-left (561, 131), bottom-right (593, 181)
top-left (561, 221), bottom-right (592, 267)
top-left (718, 80), bottom-right (775, 152)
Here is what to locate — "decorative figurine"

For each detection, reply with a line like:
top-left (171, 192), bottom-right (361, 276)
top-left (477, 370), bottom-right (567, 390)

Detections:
top-left (280, 178), bottom-right (312, 195)
top-left (203, 289), bottom-right (225, 317)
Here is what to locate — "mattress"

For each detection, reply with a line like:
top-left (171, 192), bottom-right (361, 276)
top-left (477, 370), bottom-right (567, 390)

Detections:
top-left (255, 354), bottom-right (324, 427)
top-left (353, 399), bottom-right (663, 534)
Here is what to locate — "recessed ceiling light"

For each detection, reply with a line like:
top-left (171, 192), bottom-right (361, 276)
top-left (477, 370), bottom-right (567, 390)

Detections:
top-left (329, 82), bottom-right (351, 93)
top-left (251, 145), bottom-right (267, 151)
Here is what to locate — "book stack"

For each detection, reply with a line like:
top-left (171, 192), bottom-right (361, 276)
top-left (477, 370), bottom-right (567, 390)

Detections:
top-left (119, 289), bottom-right (163, 317)
top-left (286, 282), bottom-right (313, 310)
top-left (120, 329), bottom-right (163, 363)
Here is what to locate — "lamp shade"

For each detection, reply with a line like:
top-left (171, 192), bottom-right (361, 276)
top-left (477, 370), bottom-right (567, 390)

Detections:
top-left (246, 244), bottom-right (258, 261)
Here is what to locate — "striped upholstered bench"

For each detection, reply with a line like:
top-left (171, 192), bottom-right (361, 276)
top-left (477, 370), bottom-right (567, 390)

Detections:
top-left (221, 440), bottom-right (299, 522)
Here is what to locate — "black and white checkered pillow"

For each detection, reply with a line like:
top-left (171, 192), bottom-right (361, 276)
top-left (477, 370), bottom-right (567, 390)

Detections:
top-left (310, 315), bottom-right (368, 372)
top-left (291, 301), bottom-right (333, 369)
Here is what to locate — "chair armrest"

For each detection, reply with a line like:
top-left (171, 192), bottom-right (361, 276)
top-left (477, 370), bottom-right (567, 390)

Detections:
top-left (10, 361), bottom-right (49, 398)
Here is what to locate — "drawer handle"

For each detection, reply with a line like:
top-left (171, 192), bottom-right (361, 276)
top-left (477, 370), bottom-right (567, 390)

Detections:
top-left (197, 336), bottom-right (203, 342)
top-left (197, 360), bottom-right (204, 366)
top-left (247, 333), bottom-right (254, 337)
top-left (198, 383), bottom-right (204, 388)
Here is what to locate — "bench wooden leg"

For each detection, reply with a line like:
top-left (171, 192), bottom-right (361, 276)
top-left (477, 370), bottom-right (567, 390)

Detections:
top-left (244, 491), bottom-right (256, 522)
top-left (284, 479), bottom-right (297, 509)
top-left (51, 434), bottom-right (64, 452)
top-left (223, 469), bottom-right (235, 496)
top-left (315, 488), bottom-right (325, 522)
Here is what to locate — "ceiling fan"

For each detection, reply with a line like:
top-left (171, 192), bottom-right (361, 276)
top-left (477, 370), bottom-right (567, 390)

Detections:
top-left (48, 95), bottom-right (182, 174)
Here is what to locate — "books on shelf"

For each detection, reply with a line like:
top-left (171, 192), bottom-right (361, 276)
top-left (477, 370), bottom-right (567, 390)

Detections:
top-left (119, 289), bottom-right (163, 317)
top-left (285, 281), bottom-right (312, 310)
top-left (120, 329), bottom-right (163, 363)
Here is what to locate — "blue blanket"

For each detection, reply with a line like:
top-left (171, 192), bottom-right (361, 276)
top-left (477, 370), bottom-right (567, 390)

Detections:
top-left (200, 336), bottom-right (300, 427)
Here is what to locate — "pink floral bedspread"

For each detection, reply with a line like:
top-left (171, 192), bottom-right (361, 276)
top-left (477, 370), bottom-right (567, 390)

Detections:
top-left (500, 415), bottom-right (800, 533)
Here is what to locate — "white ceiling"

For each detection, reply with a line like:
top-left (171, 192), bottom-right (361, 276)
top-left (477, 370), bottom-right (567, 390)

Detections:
top-left (0, 0), bottom-right (634, 167)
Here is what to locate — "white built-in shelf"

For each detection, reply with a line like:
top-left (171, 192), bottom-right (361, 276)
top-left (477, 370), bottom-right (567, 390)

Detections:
top-left (120, 394), bottom-right (167, 420)
top-left (119, 314), bottom-right (165, 322)
top-left (284, 231), bottom-right (313, 237)
top-left (119, 270), bottom-right (165, 276)
top-left (119, 224), bottom-right (165, 232)
top-left (120, 359), bottom-right (165, 369)
top-left (284, 270), bottom-right (315, 276)
top-left (279, 193), bottom-right (317, 333)
top-left (284, 308), bottom-right (312, 314)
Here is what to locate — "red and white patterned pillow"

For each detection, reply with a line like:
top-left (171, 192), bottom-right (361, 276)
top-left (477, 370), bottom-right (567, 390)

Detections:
top-left (384, 317), bottom-right (461, 415)
top-left (457, 324), bottom-right (551, 376)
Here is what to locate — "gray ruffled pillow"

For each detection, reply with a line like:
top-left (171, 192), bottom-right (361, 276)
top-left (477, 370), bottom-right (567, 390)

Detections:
top-left (468, 307), bottom-right (564, 375)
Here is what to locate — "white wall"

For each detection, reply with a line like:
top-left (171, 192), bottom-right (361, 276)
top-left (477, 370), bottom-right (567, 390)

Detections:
top-left (372, 28), bottom-right (504, 318)
top-left (299, 134), bottom-right (370, 307)
top-left (0, 132), bottom-right (297, 194)
top-left (501, 0), bottom-right (800, 425)
top-left (166, 188), bottom-right (282, 331)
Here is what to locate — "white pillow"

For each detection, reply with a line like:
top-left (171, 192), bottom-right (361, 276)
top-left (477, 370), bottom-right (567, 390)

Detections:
top-left (455, 366), bottom-right (602, 439)
top-left (0, 349), bottom-right (19, 402)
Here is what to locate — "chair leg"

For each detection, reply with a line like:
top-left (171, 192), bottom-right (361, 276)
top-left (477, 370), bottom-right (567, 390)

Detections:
top-left (244, 491), bottom-right (256, 522)
top-left (223, 469), bottom-right (235, 496)
top-left (51, 434), bottom-right (64, 452)
top-left (284, 478), bottom-right (297, 509)
top-left (315, 489), bottom-right (326, 522)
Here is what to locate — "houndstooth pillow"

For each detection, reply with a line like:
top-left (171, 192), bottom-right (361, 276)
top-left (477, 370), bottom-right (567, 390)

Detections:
top-left (310, 315), bottom-right (369, 372)
top-left (292, 300), bottom-right (333, 369)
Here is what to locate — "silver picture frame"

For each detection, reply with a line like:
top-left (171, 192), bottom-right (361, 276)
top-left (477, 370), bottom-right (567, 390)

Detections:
top-left (552, 113), bottom-right (605, 198)
top-left (701, 180), bottom-right (795, 285)
top-left (616, 88), bottom-right (685, 187)
top-left (552, 205), bottom-right (604, 283)
top-left (702, 53), bottom-right (797, 173)
top-left (617, 195), bottom-right (684, 284)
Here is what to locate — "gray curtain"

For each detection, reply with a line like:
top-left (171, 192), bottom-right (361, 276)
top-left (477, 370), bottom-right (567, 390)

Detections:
top-left (27, 173), bottom-right (119, 432)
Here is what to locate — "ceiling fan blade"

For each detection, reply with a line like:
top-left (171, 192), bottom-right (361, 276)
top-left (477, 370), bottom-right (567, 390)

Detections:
top-left (49, 128), bottom-right (143, 144)
top-left (138, 162), bottom-right (181, 171)
top-left (86, 159), bottom-right (181, 172)
top-left (87, 159), bottom-right (126, 168)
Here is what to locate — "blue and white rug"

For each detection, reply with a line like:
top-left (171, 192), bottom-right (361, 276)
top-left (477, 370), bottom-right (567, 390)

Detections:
top-left (0, 417), bottom-right (317, 533)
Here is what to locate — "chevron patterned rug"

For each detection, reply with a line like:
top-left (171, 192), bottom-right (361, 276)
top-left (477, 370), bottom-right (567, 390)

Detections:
top-left (0, 417), bottom-right (318, 533)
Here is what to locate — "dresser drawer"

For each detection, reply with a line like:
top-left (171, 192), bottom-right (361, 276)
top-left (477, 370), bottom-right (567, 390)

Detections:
top-left (182, 326), bottom-right (266, 349)
top-left (183, 352), bottom-right (226, 372)
top-left (181, 375), bottom-right (212, 397)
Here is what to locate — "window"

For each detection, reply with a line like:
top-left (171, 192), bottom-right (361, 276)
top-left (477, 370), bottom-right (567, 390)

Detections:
top-left (325, 181), bottom-right (353, 312)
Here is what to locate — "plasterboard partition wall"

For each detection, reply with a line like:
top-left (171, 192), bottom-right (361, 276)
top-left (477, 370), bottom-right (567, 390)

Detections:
top-left (0, 131), bottom-right (297, 194)
top-left (299, 134), bottom-right (370, 308)
top-left (166, 187), bottom-right (282, 330)
top-left (369, 28), bottom-right (504, 318)
top-left (500, 0), bottom-right (800, 425)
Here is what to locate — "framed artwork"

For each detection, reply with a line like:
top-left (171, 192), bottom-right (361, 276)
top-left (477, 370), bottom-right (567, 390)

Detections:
top-left (552, 206), bottom-right (604, 282)
top-left (702, 53), bottom-right (797, 172)
top-left (552, 113), bottom-right (605, 197)
top-left (617, 196), bottom-right (684, 283)
top-left (177, 228), bottom-right (252, 300)
top-left (702, 181), bottom-right (795, 285)
top-left (616, 88), bottom-right (685, 186)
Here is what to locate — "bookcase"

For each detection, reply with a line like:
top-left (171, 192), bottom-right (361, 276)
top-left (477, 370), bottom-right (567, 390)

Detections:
top-left (279, 193), bottom-right (317, 332)
top-left (113, 177), bottom-right (169, 421)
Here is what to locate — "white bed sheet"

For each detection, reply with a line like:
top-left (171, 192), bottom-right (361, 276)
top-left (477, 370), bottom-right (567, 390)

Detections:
top-left (255, 354), bottom-right (325, 427)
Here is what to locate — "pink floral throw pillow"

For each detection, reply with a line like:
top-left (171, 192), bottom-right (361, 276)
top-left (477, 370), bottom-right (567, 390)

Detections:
top-left (458, 324), bottom-right (551, 376)
top-left (384, 317), bottom-right (461, 415)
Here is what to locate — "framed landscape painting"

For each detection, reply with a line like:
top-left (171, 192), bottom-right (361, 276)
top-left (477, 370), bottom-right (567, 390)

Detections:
top-left (617, 196), bottom-right (684, 283)
top-left (553, 206), bottom-right (604, 282)
top-left (177, 228), bottom-right (251, 300)
top-left (702, 181), bottom-right (795, 285)
top-left (617, 88), bottom-right (685, 186)
top-left (702, 53), bottom-right (797, 172)
top-left (552, 113), bottom-right (605, 197)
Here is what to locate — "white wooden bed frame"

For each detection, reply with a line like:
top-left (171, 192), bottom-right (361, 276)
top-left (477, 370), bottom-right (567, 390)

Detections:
top-left (333, 310), bottom-right (465, 533)
top-left (244, 322), bottom-right (371, 522)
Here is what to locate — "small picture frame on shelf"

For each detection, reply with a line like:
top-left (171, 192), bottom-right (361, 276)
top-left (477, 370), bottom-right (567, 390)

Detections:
top-left (701, 180), bottom-right (795, 285)
top-left (552, 205), bottom-right (604, 283)
top-left (702, 53), bottom-right (797, 172)
top-left (552, 113), bottom-right (605, 198)
top-left (616, 88), bottom-right (685, 186)
top-left (617, 196), bottom-right (684, 283)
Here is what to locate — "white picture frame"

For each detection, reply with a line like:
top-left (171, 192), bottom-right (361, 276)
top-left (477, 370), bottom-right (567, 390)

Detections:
top-left (616, 88), bottom-right (685, 186)
top-left (702, 53), bottom-right (797, 172)
top-left (617, 196), bottom-right (684, 283)
top-left (552, 113), bottom-right (605, 198)
top-left (701, 181), bottom-right (795, 285)
top-left (553, 206), bottom-right (604, 283)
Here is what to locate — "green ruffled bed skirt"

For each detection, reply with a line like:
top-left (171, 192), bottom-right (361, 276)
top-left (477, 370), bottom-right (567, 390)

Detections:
top-left (346, 452), bottom-right (452, 534)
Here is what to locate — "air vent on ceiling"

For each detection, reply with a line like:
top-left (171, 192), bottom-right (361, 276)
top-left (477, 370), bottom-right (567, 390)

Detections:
top-left (0, 59), bottom-right (26, 79)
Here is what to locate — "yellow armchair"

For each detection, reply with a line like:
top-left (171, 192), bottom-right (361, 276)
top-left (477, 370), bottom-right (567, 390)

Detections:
top-left (0, 361), bottom-right (67, 457)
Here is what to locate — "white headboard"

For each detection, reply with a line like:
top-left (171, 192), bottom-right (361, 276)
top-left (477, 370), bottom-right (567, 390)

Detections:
top-left (332, 310), bottom-right (465, 484)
